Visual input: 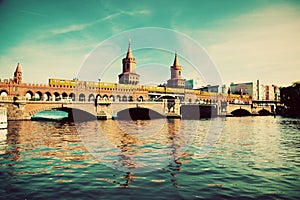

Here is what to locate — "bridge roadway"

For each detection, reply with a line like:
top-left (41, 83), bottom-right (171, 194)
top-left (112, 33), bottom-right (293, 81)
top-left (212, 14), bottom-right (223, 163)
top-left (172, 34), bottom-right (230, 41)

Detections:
top-left (0, 96), bottom-right (274, 120)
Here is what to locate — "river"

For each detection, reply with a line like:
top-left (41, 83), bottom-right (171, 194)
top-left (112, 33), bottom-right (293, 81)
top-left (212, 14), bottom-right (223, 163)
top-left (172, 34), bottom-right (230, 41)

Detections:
top-left (0, 116), bottom-right (299, 199)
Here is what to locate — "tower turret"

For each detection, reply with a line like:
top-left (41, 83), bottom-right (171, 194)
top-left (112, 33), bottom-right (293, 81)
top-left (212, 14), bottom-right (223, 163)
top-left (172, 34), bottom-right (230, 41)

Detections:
top-left (13, 63), bottom-right (22, 84)
top-left (118, 41), bottom-right (140, 84)
top-left (167, 52), bottom-right (185, 88)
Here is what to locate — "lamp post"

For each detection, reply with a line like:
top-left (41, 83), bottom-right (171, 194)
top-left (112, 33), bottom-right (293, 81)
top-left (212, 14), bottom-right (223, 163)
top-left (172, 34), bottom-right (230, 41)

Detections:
top-left (98, 78), bottom-right (101, 101)
top-left (95, 78), bottom-right (101, 107)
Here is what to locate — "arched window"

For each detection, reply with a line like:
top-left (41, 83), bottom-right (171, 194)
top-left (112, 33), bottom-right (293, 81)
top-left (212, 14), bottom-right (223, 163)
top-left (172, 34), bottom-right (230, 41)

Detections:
top-left (79, 93), bottom-right (85, 102)
top-left (88, 94), bottom-right (95, 102)
top-left (0, 90), bottom-right (8, 97)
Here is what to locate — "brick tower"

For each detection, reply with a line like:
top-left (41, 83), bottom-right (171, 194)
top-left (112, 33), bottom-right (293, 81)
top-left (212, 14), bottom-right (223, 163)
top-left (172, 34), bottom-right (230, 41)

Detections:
top-left (13, 63), bottom-right (22, 84)
top-left (118, 41), bottom-right (140, 85)
top-left (167, 52), bottom-right (185, 88)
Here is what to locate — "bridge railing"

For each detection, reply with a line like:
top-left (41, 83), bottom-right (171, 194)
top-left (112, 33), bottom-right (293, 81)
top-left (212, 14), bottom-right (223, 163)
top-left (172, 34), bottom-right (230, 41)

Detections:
top-left (0, 96), bottom-right (28, 102)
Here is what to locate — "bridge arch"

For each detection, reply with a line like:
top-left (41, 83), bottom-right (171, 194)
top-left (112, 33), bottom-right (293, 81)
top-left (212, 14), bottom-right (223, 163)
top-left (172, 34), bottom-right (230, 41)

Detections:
top-left (35, 91), bottom-right (43, 100)
top-left (28, 104), bottom-right (66, 118)
top-left (96, 94), bottom-right (101, 100)
top-left (62, 92), bottom-right (68, 99)
top-left (57, 107), bottom-right (96, 122)
top-left (0, 90), bottom-right (8, 96)
top-left (30, 107), bottom-right (96, 121)
top-left (116, 95), bottom-right (121, 102)
top-left (109, 95), bottom-right (115, 102)
top-left (117, 107), bottom-right (164, 120)
top-left (69, 93), bottom-right (75, 101)
top-left (231, 109), bottom-right (252, 116)
top-left (88, 94), bottom-right (95, 102)
top-left (128, 96), bottom-right (133, 102)
top-left (138, 96), bottom-right (143, 101)
top-left (25, 90), bottom-right (34, 99)
top-left (155, 95), bottom-right (176, 101)
top-left (258, 109), bottom-right (272, 116)
top-left (103, 95), bottom-right (108, 100)
top-left (44, 92), bottom-right (52, 101)
top-left (79, 93), bottom-right (86, 102)
top-left (54, 92), bottom-right (60, 101)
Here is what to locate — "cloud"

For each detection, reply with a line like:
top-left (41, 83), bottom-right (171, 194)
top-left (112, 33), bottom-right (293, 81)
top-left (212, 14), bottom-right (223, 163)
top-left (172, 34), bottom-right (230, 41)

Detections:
top-left (50, 13), bottom-right (122, 35)
top-left (0, 38), bottom-right (96, 83)
top-left (126, 9), bottom-right (151, 16)
top-left (19, 9), bottom-right (49, 18)
top-left (50, 10), bottom-right (151, 35)
top-left (183, 4), bottom-right (300, 86)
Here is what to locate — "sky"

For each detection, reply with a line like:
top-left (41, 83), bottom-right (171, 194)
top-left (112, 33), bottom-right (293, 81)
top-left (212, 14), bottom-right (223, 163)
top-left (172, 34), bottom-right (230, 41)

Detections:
top-left (0, 0), bottom-right (299, 87)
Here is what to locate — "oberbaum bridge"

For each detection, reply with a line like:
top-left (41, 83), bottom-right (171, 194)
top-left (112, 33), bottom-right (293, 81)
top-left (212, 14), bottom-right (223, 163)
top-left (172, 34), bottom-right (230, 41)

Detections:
top-left (0, 43), bottom-right (274, 121)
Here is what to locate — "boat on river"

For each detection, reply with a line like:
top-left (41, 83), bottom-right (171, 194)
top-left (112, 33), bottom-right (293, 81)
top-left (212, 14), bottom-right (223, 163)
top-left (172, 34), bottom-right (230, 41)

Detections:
top-left (0, 107), bottom-right (8, 129)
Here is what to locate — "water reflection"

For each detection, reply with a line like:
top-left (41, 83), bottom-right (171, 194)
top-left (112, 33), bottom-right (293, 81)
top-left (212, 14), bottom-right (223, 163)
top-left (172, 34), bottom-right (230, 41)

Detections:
top-left (78, 118), bottom-right (197, 173)
top-left (0, 128), bottom-right (7, 155)
top-left (4, 121), bottom-right (91, 171)
top-left (0, 117), bottom-right (299, 199)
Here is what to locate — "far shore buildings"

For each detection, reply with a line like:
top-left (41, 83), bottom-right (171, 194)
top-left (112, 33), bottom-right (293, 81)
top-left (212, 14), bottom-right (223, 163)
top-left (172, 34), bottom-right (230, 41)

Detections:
top-left (199, 85), bottom-right (227, 94)
top-left (229, 80), bottom-right (280, 101)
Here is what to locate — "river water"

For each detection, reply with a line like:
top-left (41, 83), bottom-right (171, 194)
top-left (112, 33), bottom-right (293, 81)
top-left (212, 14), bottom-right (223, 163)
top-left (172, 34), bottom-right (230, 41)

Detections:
top-left (0, 116), bottom-right (299, 199)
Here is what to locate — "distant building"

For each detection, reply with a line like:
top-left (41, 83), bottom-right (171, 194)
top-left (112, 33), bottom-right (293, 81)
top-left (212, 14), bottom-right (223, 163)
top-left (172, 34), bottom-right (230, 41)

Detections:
top-left (167, 53), bottom-right (185, 88)
top-left (273, 85), bottom-right (280, 101)
top-left (230, 81), bottom-right (258, 99)
top-left (230, 80), bottom-right (280, 101)
top-left (200, 84), bottom-right (226, 93)
top-left (185, 79), bottom-right (202, 89)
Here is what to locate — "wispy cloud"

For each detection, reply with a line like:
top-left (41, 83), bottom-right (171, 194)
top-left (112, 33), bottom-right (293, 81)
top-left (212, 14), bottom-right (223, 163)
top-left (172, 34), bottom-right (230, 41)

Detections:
top-left (51, 13), bottom-right (122, 35)
top-left (50, 10), bottom-right (151, 35)
top-left (19, 9), bottom-right (49, 18)
top-left (183, 4), bottom-right (300, 86)
top-left (126, 9), bottom-right (151, 16)
top-left (0, 38), bottom-right (96, 83)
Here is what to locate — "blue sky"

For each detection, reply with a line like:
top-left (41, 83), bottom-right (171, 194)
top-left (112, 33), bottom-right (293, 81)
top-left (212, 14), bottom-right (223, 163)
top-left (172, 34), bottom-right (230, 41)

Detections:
top-left (0, 0), bottom-right (299, 86)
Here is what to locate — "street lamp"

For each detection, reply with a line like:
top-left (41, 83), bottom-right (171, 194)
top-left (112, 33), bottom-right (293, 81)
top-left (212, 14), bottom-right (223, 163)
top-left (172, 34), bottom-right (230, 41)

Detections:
top-left (95, 78), bottom-right (101, 107)
top-left (98, 78), bottom-right (101, 101)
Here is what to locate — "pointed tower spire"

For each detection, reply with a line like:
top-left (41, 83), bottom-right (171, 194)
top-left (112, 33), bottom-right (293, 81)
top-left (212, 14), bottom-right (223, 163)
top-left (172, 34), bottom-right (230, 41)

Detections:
top-left (16, 63), bottom-right (21, 72)
top-left (14, 62), bottom-right (22, 84)
top-left (126, 38), bottom-right (133, 58)
top-left (119, 39), bottom-right (140, 85)
top-left (173, 52), bottom-right (179, 66)
top-left (167, 52), bottom-right (185, 88)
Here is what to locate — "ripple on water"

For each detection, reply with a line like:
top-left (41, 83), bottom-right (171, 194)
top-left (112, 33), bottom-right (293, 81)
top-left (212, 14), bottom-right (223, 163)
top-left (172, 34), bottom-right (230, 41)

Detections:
top-left (0, 117), bottom-right (299, 200)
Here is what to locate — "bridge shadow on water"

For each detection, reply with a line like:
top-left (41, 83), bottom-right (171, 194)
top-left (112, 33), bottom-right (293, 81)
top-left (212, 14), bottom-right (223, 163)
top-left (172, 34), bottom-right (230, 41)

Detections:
top-left (258, 109), bottom-right (272, 116)
top-left (117, 108), bottom-right (164, 120)
top-left (180, 105), bottom-right (217, 119)
top-left (32, 108), bottom-right (97, 122)
top-left (230, 108), bottom-right (272, 117)
top-left (231, 109), bottom-right (252, 117)
top-left (31, 105), bottom-right (273, 122)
